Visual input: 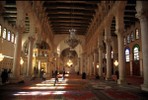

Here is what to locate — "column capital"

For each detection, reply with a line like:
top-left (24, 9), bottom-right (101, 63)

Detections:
top-left (93, 48), bottom-right (98, 54)
top-left (98, 45), bottom-right (104, 51)
top-left (115, 29), bottom-right (124, 36)
top-left (135, 11), bottom-right (148, 20)
top-left (28, 36), bottom-right (35, 42)
top-left (105, 38), bottom-right (112, 45)
top-left (16, 24), bottom-right (25, 33)
top-left (135, 1), bottom-right (148, 20)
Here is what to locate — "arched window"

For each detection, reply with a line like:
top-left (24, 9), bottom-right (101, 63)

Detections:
top-left (111, 51), bottom-right (113, 59)
top-left (11, 33), bottom-right (14, 43)
top-left (135, 28), bottom-right (140, 39)
top-left (133, 45), bottom-right (140, 61)
top-left (2, 28), bottom-right (7, 39)
top-left (125, 48), bottom-right (130, 62)
top-left (14, 34), bottom-right (17, 44)
top-left (131, 31), bottom-right (135, 41)
top-left (7, 30), bottom-right (11, 41)
top-left (127, 34), bottom-right (131, 43)
top-left (124, 37), bottom-right (127, 45)
top-left (0, 25), bottom-right (2, 37)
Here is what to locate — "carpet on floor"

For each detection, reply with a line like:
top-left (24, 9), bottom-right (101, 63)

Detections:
top-left (63, 90), bottom-right (98, 100)
top-left (11, 90), bottom-right (97, 100)
top-left (102, 89), bottom-right (139, 100)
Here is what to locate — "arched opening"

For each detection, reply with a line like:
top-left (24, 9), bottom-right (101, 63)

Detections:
top-left (60, 48), bottom-right (78, 73)
top-left (125, 47), bottom-right (130, 75)
top-left (132, 44), bottom-right (140, 76)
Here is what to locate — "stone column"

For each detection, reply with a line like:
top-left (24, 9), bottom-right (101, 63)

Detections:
top-left (12, 1), bottom-right (25, 80)
top-left (105, 23), bottom-right (112, 80)
top-left (115, 6), bottom-right (126, 84)
top-left (93, 50), bottom-right (98, 75)
top-left (86, 55), bottom-right (89, 75)
top-left (80, 54), bottom-right (84, 74)
top-left (83, 53), bottom-right (86, 73)
top-left (112, 37), bottom-right (118, 74)
top-left (46, 61), bottom-right (50, 78)
top-left (12, 32), bottom-right (22, 78)
top-left (27, 36), bottom-right (35, 76)
top-left (105, 38), bottom-right (112, 80)
top-left (139, 51), bottom-right (143, 76)
top-left (88, 55), bottom-right (91, 76)
top-left (77, 57), bottom-right (80, 74)
top-left (113, 52), bottom-right (118, 73)
top-left (136, 1), bottom-right (148, 91)
top-left (130, 55), bottom-right (133, 75)
top-left (117, 31), bottom-right (126, 84)
top-left (98, 45), bottom-right (103, 78)
top-left (90, 53), bottom-right (93, 75)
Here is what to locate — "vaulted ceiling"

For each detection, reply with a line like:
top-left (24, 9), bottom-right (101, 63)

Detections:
top-left (2, 0), bottom-right (138, 37)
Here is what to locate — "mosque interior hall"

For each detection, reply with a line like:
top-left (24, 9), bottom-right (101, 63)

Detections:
top-left (0, 0), bottom-right (148, 100)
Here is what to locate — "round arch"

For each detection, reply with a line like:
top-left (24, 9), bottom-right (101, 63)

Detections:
top-left (56, 39), bottom-right (83, 58)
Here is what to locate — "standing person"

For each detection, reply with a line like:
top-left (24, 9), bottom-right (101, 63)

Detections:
top-left (62, 68), bottom-right (65, 80)
top-left (7, 68), bottom-right (12, 82)
top-left (40, 68), bottom-right (45, 80)
top-left (1, 69), bottom-right (5, 85)
top-left (54, 69), bottom-right (58, 86)
top-left (1, 69), bottom-right (8, 85)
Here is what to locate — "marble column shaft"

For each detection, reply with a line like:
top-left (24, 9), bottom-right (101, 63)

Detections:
top-left (117, 32), bottom-right (125, 84)
top-left (12, 33), bottom-right (22, 77)
top-left (98, 45), bottom-right (103, 77)
top-left (105, 39), bottom-right (112, 79)
top-left (136, 1), bottom-right (148, 91)
top-left (94, 51), bottom-right (98, 75)
top-left (27, 37), bottom-right (34, 76)
top-left (12, 1), bottom-right (25, 78)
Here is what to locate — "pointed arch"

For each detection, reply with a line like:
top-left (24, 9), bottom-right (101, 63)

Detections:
top-left (124, 47), bottom-right (130, 62)
top-left (133, 44), bottom-right (140, 61)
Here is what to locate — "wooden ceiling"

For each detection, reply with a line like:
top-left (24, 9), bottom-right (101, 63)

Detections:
top-left (2, 0), bottom-right (138, 36)
top-left (43, 0), bottom-right (100, 35)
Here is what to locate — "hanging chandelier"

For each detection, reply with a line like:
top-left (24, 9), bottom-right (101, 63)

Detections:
top-left (67, 59), bottom-right (73, 66)
top-left (64, 1), bottom-right (81, 49)
top-left (65, 28), bottom-right (81, 49)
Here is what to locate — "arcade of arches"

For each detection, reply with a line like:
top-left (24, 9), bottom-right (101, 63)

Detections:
top-left (0, 1), bottom-right (148, 92)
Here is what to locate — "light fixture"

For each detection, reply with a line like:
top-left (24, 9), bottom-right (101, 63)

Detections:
top-left (114, 60), bottom-right (119, 67)
top-left (67, 59), bottom-right (73, 66)
top-left (20, 57), bottom-right (24, 65)
top-left (64, 1), bottom-right (81, 49)
top-left (0, 53), bottom-right (4, 62)
top-left (65, 28), bottom-right (81, 49)
top-left (96, 64), bottom-right (99, 69)
top-left (0, 38), bottom-right (4, 62)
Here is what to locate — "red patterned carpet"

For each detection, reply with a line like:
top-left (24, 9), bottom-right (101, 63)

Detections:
top-left (63, 90), bottom-right (97, 100)
top-left (1, 74), bottom-right (147, 100)
top-left (10, 74), bottom-right (98, 100)
top-left (12, 90), bottom-right (97, 100)
top-left (102, 89), bottom-right (139, 100)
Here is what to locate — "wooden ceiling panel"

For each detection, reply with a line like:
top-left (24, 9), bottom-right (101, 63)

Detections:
top-left (2, 0), bottom-right (138, 36)
top-left (43, 1), bottom-right (99, 35)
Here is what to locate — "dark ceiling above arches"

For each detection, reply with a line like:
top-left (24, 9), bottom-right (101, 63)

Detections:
top-left (61, 48), bottom-right (78, 59)
top-left (43, 0), bottom-right (100, 35)
top-left (2, 0), bottom-right (139, 37)
top-left (36, 41), bottom-right (50, 50)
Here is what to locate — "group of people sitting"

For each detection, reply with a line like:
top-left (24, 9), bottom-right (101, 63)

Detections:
top-left (1, 68), bottom-right (12, 85)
